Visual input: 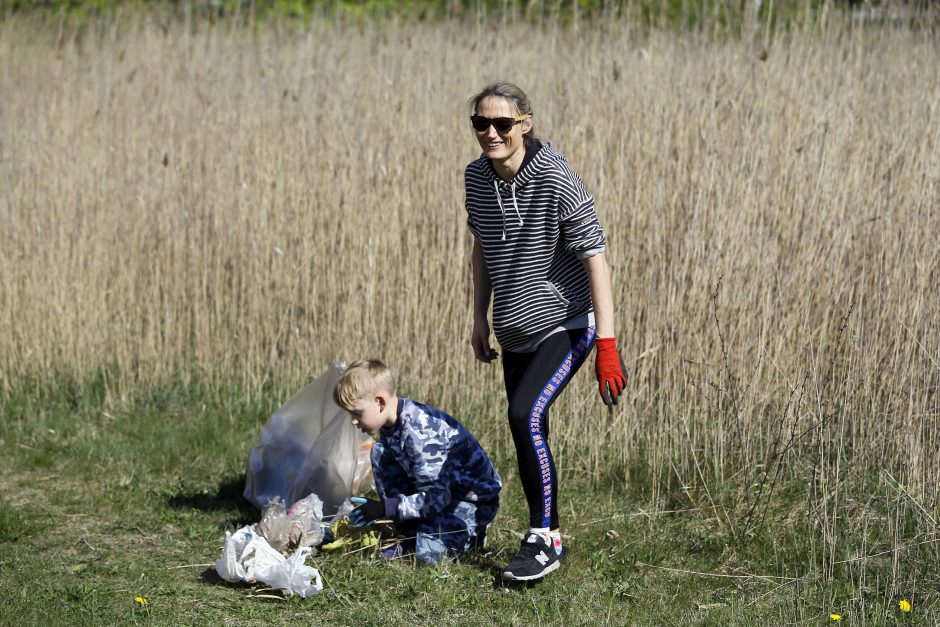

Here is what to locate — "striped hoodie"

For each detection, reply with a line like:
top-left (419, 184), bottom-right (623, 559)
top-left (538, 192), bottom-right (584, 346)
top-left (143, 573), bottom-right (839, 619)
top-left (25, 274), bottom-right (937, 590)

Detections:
top-left (465, 142), bottom-right (606, 352)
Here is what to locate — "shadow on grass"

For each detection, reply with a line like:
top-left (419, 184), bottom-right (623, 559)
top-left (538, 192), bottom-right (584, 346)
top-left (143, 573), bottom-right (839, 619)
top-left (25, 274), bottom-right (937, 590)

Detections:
top-left (495, 578), bottom-right (544, 590)
top-left (167, 474), bottom-right (258, 528)
top-left (199, 566), bottom-right (253, 588)
top-left (458, 549), bottom-right (546, 589)
top-left (200, 567), bottom-right (225, 585)
top-left (200, 566), bottom-right (264, 596)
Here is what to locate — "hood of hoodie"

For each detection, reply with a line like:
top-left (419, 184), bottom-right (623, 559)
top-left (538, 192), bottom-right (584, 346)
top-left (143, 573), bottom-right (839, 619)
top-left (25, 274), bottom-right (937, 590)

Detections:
top-left (480, 141), bottom-right (565, 240)
top-left (481, 140), bottom-right (557, 191)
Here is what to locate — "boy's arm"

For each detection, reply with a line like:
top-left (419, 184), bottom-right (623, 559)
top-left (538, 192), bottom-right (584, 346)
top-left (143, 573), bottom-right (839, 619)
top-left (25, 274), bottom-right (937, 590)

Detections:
top-left (392, 420), bottom-right (461, 521)
top-left (370, 439), bottom-right (415, 521)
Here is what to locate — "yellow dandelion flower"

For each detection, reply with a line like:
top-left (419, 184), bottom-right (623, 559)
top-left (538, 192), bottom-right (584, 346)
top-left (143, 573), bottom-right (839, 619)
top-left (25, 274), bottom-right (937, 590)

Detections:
top-left (899, 599), bottom-right (911, 613)
top-left (830, 614), bottom-right (842, 621)
top-left (134, 596), bottom-right (148, 606)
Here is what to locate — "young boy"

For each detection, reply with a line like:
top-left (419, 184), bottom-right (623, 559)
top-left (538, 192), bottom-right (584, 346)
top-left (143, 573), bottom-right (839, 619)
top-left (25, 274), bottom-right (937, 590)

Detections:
top-left (333, 359), bottom-right (502, 565)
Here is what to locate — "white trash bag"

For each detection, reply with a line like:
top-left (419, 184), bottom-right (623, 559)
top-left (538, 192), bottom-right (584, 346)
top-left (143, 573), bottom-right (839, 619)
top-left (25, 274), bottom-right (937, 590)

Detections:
top-left (216, 527), bottom-right (253, 583)
top-left (288, 409), bottom-right (364, 512)
top-left (254, 546), bottom-right (322, 598)
top-left (244, 362), bottom-right (374, 516)
top-left (215, 525), bottom-right (323, 598)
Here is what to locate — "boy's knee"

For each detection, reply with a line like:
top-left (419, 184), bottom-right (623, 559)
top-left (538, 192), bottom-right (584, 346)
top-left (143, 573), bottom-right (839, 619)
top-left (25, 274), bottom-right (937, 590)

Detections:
top-left (475, 500), bottom-right (499, 528)
top-left (415, 533), bottom-right (449, 565)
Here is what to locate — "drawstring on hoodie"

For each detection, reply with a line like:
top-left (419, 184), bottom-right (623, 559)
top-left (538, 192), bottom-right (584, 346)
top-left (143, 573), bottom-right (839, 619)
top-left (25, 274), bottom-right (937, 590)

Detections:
top-left (493, 180), bottom-right (524, 241)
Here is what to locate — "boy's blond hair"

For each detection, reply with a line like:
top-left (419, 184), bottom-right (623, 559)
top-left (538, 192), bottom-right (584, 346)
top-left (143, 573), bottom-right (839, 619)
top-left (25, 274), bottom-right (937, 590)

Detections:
top-left (333, 359), bottom-right (397, 411)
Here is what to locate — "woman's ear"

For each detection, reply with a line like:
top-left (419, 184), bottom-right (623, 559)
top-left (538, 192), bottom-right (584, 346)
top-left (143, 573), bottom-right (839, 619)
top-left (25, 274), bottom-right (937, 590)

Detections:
top-left (522, 116), bottom-right (533, 134)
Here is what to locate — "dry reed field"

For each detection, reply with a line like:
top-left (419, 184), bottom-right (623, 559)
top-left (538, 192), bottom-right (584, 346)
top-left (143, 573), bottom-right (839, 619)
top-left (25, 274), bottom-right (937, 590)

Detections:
top-left (1, 11), bottom-right (939, 610)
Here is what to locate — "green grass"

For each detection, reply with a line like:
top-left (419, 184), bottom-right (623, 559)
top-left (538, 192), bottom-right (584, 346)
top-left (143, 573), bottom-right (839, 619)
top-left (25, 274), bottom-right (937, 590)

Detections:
top-left (1, 375), bottom-right (937, 625)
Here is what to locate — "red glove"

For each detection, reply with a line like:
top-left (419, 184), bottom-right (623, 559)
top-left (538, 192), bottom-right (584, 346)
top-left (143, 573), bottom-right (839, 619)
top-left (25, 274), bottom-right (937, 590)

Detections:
top-left (594, 337), bottom-right (628, 405)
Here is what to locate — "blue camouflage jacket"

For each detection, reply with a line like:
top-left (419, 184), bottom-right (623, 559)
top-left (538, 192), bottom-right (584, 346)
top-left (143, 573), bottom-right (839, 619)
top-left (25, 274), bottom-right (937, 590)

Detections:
top-left (375, 398), bottom-right (502, 521)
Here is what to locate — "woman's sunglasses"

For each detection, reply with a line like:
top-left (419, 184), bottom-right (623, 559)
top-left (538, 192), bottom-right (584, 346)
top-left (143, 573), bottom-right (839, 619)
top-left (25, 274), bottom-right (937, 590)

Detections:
top-left (470, 114), bottom-right (527, 134)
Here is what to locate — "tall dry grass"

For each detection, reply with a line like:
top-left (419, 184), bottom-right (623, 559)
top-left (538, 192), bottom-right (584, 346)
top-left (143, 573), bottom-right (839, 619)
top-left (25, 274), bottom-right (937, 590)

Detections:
top-left (1, 13), bottom-right (938, 549)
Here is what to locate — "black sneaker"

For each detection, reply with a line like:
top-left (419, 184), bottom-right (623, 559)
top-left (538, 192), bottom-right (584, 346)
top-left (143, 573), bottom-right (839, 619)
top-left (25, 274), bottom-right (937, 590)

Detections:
top-left (502, 533), bottom-right (564, 581)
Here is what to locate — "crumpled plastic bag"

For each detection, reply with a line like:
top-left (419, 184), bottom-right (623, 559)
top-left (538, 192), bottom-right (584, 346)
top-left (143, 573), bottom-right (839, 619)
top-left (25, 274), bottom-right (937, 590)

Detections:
top-left (216, 526), bottom-right (283, 583)
top-left (254, 547), bottom-right (322, 598)
top-left (216, 527), bottom-right (252, 582)
top-left (215, 525), bottom-right (323, 598)
top-left (258, 493), bottom-right (325, 553)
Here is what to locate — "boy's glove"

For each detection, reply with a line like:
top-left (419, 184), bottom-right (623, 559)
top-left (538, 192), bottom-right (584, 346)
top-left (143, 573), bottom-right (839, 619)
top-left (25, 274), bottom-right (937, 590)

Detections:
top-left (349, 496), bottom-right (397, 527)
top-left (594, 337), bottom-right (628, 406)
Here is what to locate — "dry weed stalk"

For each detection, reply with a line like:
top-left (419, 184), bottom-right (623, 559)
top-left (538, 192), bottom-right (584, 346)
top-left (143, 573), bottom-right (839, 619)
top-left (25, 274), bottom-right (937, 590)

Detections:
top-left (1, 16), bottom-right (938, 534)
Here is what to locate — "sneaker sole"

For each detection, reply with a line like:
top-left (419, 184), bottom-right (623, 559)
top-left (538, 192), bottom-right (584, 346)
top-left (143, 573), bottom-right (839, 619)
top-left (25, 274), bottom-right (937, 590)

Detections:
top-left (502, 558), bottom-right (562, 581)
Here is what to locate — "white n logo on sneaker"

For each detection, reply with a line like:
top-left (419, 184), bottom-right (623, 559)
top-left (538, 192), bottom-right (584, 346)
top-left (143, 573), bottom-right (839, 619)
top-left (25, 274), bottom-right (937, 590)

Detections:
top-left (535, 551), bottom-right (550, 565)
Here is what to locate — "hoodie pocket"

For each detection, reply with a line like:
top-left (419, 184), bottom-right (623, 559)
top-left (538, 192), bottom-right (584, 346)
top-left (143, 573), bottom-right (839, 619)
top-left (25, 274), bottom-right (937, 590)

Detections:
top-left (544, 281), bottom-right (587, 308)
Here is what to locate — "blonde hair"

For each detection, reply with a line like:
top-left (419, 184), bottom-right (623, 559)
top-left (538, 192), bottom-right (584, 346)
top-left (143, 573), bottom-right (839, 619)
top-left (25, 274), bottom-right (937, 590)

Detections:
top-left (333, 359), bottom-right (397, 411)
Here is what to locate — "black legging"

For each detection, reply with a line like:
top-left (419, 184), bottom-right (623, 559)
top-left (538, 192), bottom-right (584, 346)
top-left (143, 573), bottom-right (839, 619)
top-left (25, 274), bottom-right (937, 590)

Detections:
top-left (501, 326), bottom-right (596, 529)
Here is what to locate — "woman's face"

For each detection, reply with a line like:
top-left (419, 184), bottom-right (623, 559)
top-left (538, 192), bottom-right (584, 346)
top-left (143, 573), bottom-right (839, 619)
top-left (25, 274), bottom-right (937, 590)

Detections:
top-left (473, 96), bottom-right (531, 164)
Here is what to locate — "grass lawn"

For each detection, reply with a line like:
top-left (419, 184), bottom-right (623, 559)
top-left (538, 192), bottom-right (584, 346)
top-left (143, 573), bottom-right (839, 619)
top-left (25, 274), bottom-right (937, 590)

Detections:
top-left (1, 375), bottom-right (935, 625)
top-left (2, 5), bottom-right (938, 625)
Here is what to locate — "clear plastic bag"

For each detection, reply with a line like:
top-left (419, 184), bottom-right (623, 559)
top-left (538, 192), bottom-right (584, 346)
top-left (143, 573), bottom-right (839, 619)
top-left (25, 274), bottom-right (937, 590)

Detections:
top-left (287, 410), bottom-right (373, 515)
top-left (244, 362), bottom-right (375, 515)
top-left (258, 498), bottom-right (293, 552)
top-left (244, 363), bottom-right (345, 510)
top-left (285, 493), bottom-right (327, 547)
top-left (352, 437), bottom-right (375, 494)
top-left (258, 493), bottom-right (325, 553)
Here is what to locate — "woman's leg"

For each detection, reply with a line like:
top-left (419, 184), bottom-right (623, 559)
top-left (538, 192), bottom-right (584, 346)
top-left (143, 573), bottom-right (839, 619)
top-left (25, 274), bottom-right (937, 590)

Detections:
top-left (502, 327), bottom-right (596, 531)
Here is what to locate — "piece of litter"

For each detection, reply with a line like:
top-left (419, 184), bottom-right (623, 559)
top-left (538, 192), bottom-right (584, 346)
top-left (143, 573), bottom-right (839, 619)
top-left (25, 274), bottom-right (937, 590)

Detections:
top-left (215, 526), bottom-right (323, 598)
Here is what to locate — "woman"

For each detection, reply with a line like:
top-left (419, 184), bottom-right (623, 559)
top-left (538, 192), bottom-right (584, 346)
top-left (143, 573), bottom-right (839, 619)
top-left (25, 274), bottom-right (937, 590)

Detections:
top-left (464, 82), bottom-right (627, 581)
